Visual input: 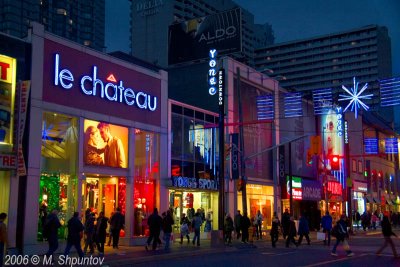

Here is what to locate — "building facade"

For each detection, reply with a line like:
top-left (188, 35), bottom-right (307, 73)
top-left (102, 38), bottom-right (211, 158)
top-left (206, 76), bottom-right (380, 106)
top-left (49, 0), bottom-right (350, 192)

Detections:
top-left (0, 0), bottom-right (105, 51)
top-left (255, 25), bottom-right (392, 94)
top-left (22, 23), bottom-right (167, 253)
top-left (131, 0), bottom-right (274, 67)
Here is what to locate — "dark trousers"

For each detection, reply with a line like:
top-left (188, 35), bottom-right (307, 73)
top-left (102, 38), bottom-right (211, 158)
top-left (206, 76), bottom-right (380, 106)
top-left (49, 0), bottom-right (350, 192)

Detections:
top-left (147, 231), bottom-right (161, 250)
top-left (242, 228), bottom-right (249, 242)
top-left (192, 229), bottom-right (200, 245)
top-left (324, 230), bottom-right (331, 246)
top-left (225, 230), bottom-right (232, 244)
top-left (256, 223), bottom-right (262, 239)
top-left (286, 235), bottom-right (297, 247)
top-left (377, 236), bottom-right (398, 256)
top-left (271, 233), bottom-right (278, 247)
top-left (332, 238), bottom-right (352, 254)
top-left (45, 237), bottom-right (59, 257)
top-left (84, 233), bottom-right (94, 253)
top-left (96, 242), bottom-right (105, 254)
top-left (112, 228), bottom-right (121, 248)
top-left (298, 234), bottom-right (310, 245)
top-left (0, 242), bottom-right (4, 267)
top-left (64, 241), bottom-right (84, 258)
top-left (235, 228), bottom-right (241, 239)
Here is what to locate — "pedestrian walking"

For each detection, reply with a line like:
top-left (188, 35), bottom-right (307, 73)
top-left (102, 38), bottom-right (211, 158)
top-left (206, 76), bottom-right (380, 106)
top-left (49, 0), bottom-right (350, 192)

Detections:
top-left (241, 212), bottom-right (251, 243)
top-left (270, 212), bottom-right (281, 248)
top-left (331, 214), bottom-right (354, 257)
top-left (321, 211), bottom-right (333, 246)
top-left (145, 208), bottom-right (163, 251)
top-left (282, 208), bottom-right (290, 239)
top-left (83, 210), bottom-right (95, 254)
top-left (44, 209), bottom-right (61, 259)
top-left (376, 216), bottom-right (399, 258)
top-left (0, 213), bottom-right (7, 267)
top-left (224, 213), bottom-right (234, 245)
top-left (63, 212), bottom-right (84, 258)
top-left (361, 211), bottom-right (369, 231)
top-left (162, 210), bottom-right (174, 250)
top-left (355, 211), bottom-right (361, 230)
top-left (94, 211), bottom-right (108, 256)
top-left (110, 207), bottom-right (125, 249)
top-left (371, 213), bottom-right (379, 230)
top-left (107, 211), bottom-right (115, 246)
top-left (297, 214), bottom-right (311, 246)
top-left (179, 213), bottom-right (190, 244)
top-left (191, 210), bottom-right (203, 246)
top-left (255, 210), bottom-right (263, 240)
top-left (285, 216), bottom-right (298, 248)
top-left (234, 210), bottom-right (242, 240)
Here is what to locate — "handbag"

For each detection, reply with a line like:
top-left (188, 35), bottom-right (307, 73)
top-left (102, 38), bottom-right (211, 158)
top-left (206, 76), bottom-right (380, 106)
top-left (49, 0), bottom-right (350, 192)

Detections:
top-left (317, 231), bottom-right (325, 241)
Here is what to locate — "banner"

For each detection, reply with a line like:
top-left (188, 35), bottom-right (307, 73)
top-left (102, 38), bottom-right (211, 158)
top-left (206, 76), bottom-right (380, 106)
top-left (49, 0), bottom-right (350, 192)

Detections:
top-left (231, 133), bottom-right (239, 180)
top-left (168, 8), bottom-right (242, 65)
top-left (17, 81), bottom-right (30, 176)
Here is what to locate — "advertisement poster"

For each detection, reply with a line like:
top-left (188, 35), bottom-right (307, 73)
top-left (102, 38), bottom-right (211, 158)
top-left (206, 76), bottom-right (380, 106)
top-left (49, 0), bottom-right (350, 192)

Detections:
top-left (83, 120), bottom-right (128, 168)
top-left (0, 54), bottom-right (16, 145)
top-left (168, 8), bottom-right (242, 64)
top-left (321, 108), bottom-right (344, 169)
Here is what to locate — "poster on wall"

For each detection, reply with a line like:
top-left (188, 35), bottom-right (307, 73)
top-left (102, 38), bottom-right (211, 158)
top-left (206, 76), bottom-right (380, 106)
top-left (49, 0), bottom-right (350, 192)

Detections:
top-left (83, 120), bottom-right (128, 168)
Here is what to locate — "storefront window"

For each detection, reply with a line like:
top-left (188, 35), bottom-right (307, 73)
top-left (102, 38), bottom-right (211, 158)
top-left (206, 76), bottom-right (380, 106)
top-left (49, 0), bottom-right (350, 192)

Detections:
top-left (39, 112), bottom-right (78, 240)
top-left (133, 129), bottom-right (159, 236)
top-left (238, 184), bottom-right (274, 230)
top-left (168, 190), bottom-right (219, 234)
top-left (171, 113), bottom-right (183, 159)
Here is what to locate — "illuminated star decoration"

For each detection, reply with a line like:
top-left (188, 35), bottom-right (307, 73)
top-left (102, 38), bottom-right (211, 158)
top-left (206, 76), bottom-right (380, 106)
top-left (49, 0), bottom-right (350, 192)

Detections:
top-left (338, 77), bottom-right (373, 119)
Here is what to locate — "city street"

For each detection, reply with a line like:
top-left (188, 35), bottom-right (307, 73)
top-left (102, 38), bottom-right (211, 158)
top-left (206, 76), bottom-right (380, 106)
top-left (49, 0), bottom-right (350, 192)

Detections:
top-left (96, 230), bottom-right (400, 267)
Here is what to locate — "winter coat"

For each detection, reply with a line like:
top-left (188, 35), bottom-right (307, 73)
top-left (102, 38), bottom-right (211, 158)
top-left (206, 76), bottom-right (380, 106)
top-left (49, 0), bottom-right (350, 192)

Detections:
top-left (234, 214), bottom-right (242, 229)
top-left (298, 216), bottom-right (309, 235)
top-left (282, 212), bottom-right (290, 232)
top-left (162, 214), bottom-right (174, 233)
top-left (321, 215), bottom-right (333, 231)
top-left (66, 216), bottom-right (84, 243)
top-left (192, 214), bottom-right (203, 231)
top-left (84, 215), bottom-right (95, 234)
top-left (44, 213), bottom-right (61, 240)
top-left (95, 216), bottom-right (109, 243)
top-left (288, 220), bottom-right (297, 237)
top-left (224, 216), bottom-right (234, 232)
top-left (148, 212), bottom-right (163, 233)
top-left (241, 216), bottom-right (251, 231)
top-left (381, 218), bottom-right (396, 237)
top-left (270, 218), bottom-right (281, 236)
top-left (110, 212), bottom-right (125, 231)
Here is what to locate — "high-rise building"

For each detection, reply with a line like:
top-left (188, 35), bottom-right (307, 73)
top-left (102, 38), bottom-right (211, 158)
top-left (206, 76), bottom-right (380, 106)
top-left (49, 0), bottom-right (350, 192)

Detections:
top-left (255, 25), bottom-right (392, 95)
top-left (131, 0), bottom-right (274, 67)
top-left (0, 0), bottom-right (105, 51)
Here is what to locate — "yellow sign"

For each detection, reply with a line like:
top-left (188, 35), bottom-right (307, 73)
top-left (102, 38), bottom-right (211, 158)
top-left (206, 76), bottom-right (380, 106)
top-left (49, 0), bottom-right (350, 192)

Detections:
top-left (0, 54), bottom-right (16, 145)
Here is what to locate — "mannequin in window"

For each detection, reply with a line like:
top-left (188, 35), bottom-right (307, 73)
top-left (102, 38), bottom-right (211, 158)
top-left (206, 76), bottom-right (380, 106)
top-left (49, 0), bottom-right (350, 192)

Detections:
top-left (135, 198), bottom-right (144, 236)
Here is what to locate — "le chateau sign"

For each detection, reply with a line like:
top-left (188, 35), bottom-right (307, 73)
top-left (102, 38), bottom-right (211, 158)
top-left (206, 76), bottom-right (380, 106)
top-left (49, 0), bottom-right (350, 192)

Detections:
top-left (54, 53), bottom-right (158, 111)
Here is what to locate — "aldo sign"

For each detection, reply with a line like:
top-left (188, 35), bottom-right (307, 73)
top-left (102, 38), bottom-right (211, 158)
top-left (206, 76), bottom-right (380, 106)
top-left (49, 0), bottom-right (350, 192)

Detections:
top-left (43, 40), bottom-right (162, 126)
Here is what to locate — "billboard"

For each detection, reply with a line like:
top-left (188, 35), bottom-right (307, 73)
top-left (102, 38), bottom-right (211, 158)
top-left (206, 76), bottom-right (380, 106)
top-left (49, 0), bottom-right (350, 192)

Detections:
top-left (168, 8), bottom-right (242, 65)
top-left (0, 54), bottom-right (16, 145)
top-left (83, 120), bottom-right (128, 168)
top-left (321, 108), bottom-right (344, 169)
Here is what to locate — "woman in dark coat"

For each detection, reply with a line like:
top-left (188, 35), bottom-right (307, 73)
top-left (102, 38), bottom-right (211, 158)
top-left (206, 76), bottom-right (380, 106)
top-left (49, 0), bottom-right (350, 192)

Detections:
top-left (95, 211), bottom-right (109, 256)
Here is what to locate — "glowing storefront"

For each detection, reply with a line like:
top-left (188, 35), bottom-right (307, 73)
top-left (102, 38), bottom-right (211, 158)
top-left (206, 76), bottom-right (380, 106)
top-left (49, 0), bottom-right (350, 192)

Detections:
top-left (23, 24), bottom-right (167, 253)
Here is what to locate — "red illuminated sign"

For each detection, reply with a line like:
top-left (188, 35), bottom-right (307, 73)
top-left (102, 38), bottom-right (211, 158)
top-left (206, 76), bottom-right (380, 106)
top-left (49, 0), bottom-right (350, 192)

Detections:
top-left (327, 181), bottom-right (342, 195)
top-left (292, 188), bottom-right (302, 200)
top-left (107, 74), bottom-right (117, 82)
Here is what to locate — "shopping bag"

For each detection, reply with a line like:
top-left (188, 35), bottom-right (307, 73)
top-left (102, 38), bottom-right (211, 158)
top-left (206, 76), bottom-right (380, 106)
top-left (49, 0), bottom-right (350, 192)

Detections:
top-left (343, 239), bottom-right (350, 250)
top-left (317, 231), bottom-right (325, 241)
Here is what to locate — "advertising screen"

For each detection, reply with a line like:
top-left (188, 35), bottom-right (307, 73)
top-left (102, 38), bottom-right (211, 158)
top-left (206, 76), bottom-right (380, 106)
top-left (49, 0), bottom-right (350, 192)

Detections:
top-left (168, 8), bottom-right (242, 65)
top-left (83, 120), bottom-right (128, 168)
top-left (321, 108), bottom-right (344, 169)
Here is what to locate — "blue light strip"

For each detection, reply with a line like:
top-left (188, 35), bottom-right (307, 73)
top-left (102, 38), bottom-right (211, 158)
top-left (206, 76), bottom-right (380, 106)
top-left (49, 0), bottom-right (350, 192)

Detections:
top-left (284, 92), bottom-right (302, 118)
top-left (313, 88), bottom-right (333, 115)
top-left (380, 77), bottom-right (400, 107)
top-left (385, 138), bottom-right (398, 154)
top-left (256, 94), bottom-right (274, 120)
top-left (364, 138), bottom-right (378, 154)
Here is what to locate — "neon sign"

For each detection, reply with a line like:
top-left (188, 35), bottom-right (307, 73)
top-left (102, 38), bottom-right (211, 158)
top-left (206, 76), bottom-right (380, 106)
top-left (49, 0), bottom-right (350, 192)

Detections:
top-left (335, 106), bottom-right (343, 137)
top-left (208, 49), bottom-right (217, 95)
top-left (54, 54), bottom-right (157, 111)
top-left (327, 181), bottom-right (342, 195)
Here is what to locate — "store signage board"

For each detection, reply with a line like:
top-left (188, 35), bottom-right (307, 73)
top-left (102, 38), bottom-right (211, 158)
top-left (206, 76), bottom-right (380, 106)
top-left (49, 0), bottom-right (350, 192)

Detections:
top-left (172, 176), bottom-right (219, 191)
top-left (43, 40), bottom-right (162, 126)
top-left (0, 153), bottom-right (16, 169)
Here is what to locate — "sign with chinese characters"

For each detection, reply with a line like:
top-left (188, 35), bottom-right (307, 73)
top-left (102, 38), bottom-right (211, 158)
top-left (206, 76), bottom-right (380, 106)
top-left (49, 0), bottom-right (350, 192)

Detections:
top-left (327, 181), bottom-right (342, 195)
top-left (172, 176), bottom-right (219, 191)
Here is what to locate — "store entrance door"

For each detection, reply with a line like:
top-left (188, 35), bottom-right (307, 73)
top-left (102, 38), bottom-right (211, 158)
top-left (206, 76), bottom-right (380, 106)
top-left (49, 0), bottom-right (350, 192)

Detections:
top-left (82, 176), bottom-right (121, 219)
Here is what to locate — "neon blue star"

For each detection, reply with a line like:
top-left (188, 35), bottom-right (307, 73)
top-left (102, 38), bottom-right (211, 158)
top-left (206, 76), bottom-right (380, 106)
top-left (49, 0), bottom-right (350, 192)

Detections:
top-left (338, 77), bottom-right (373, 119)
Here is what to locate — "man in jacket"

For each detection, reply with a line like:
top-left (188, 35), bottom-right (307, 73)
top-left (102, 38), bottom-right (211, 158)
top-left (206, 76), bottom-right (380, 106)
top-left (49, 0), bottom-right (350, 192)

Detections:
top-left (234, 210), bottom-right (242, 240)
top-left (285, 216), bottom-right (298, 248)
top-left (162, 210), bottom-right (174, 250)
top-left (321, 211), bottom-right (333, 246)
top-left (110, 207), bottom-right (125, 249)
top-left (192, 210), bottom-right (203, 246)
top-left (146, 208), bottom-right (163, 251)
top-left (241, 212), bottom-right (251, 243)
top-left (297, 214), bottom-right (311, 246)
top-left (83, 210), bottom-right (95, 254)
top-left (224, 213), bottom-right (234, 245)
top-left (44, 210), bottom-right (61, 258)
top-left (270, 212), bottom-right (281, 248)
top-left (64, 212), bottom-right (84, 258)
top-left (281, 208), bottom-right (290, 239)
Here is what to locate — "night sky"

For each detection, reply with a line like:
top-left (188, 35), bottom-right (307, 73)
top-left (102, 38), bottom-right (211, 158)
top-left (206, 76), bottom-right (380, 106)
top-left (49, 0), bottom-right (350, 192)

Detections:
top-left (105, 0), bottom-right (400, 76)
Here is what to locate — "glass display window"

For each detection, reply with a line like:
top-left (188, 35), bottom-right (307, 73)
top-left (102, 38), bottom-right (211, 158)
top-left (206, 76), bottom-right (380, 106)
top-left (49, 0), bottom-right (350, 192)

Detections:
top-left (133, 129), bottom-right (160, 237)
top-left (38, 173), bottom-right (77, 241)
